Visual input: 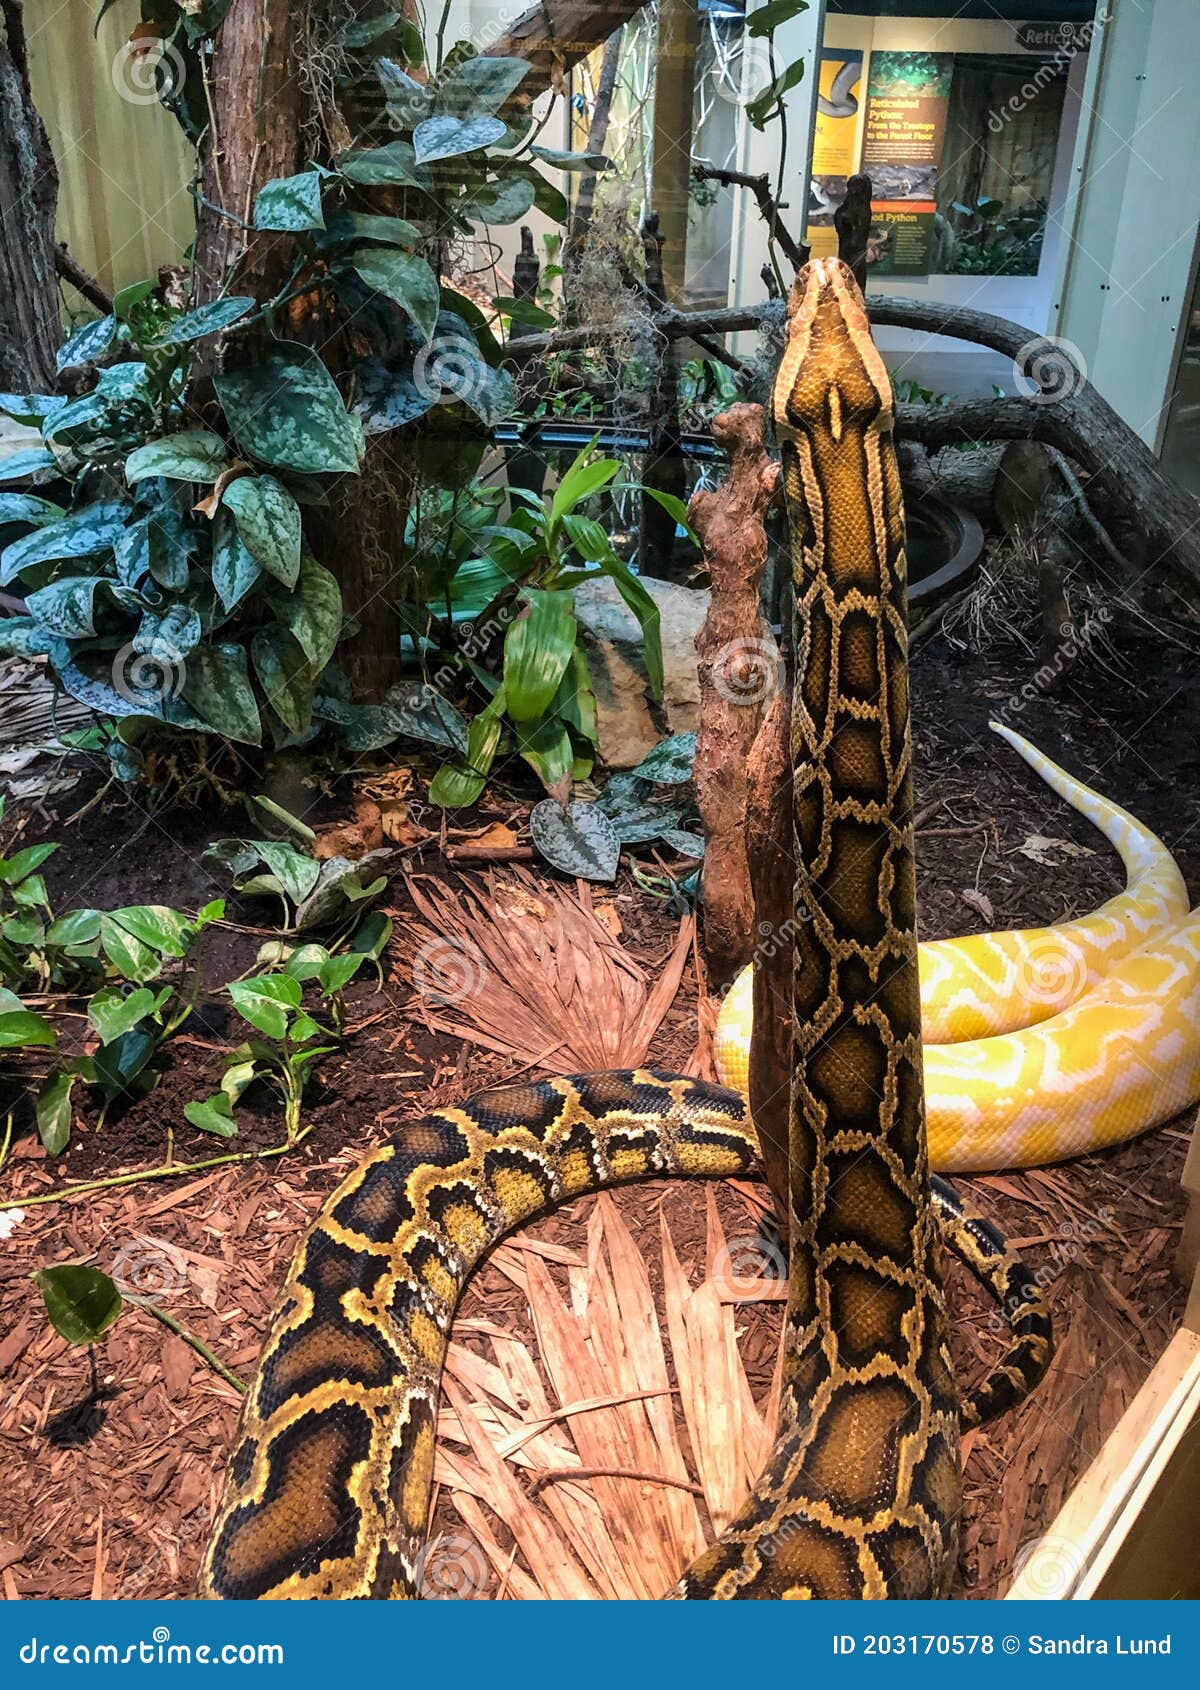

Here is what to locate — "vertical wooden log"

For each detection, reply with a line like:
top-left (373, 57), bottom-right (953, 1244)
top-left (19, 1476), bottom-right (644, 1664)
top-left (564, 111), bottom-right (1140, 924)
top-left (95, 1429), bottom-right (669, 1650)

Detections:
top-left (691, 402), bottom-right (780, 982)
top-left (0, 0), bottom-right (58, 393)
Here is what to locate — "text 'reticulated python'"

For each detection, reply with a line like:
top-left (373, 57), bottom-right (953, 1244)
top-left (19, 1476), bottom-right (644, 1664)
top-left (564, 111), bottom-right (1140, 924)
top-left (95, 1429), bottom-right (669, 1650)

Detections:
top-left (199, 259), bottom-right (1046, 1602)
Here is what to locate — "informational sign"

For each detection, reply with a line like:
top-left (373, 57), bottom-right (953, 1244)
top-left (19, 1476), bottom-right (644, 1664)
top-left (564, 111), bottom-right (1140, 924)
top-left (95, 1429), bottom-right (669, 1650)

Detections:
top-left (860, 52), bottom-right (954, 276)
top-left (805, 51), bottom-right (864, 260)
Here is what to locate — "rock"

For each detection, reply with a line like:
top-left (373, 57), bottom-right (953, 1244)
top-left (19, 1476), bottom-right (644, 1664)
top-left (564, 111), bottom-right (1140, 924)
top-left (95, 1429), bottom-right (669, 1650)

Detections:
top-left (574, 575), bottom-right (709, 768)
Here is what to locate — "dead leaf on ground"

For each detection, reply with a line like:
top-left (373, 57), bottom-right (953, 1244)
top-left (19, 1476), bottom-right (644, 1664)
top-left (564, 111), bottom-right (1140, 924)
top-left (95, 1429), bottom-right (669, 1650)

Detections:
top-left (960, 887), bottom-right (995, 923)
top-left (1015, 834), bottom-right (1096, 866)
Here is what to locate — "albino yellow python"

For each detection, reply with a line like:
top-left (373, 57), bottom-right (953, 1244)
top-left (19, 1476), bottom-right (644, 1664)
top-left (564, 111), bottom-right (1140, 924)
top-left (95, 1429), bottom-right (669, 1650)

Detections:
top-left (201, 259), bottom-right (1048, 1601)
top-left (717, 728), bottom-right (1200, 1170)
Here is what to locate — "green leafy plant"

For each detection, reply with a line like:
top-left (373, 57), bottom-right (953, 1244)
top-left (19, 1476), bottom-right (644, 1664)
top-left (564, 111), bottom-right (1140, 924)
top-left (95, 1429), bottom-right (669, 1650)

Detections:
top-left (0, 12), bottom-right (608, 763)
top-left (528, 731), bottom-right (704, 882)
top-left (35, 1263), bottom-right (122, 1347)
top-left (426, 444), bottom-right (687, 807)
top-left (202, 833), bottom-right (389, 934)
top-left (187, 946), bottom-right (363, 1146)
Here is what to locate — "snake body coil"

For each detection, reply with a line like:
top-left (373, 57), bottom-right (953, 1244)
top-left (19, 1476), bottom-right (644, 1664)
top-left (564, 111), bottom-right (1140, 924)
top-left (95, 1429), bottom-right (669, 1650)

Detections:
top-left (201, 260), bottom-right (1045, 1601)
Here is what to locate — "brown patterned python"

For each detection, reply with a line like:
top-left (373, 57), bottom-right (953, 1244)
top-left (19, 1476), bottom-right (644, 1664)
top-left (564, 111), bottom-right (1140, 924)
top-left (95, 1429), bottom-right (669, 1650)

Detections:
top-left (200, 258), bottom-right (1049, 1600)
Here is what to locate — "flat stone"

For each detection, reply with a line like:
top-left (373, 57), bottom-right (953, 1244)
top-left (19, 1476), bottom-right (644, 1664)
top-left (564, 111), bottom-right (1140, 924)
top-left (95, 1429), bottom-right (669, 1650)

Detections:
top-left (574, 575), bottom-right (709, 768)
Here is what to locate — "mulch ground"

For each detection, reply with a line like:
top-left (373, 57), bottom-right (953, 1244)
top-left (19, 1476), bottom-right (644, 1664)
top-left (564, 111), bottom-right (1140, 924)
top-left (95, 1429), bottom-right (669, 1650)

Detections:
top-left (0, 620), bottom-right (1197, 1600)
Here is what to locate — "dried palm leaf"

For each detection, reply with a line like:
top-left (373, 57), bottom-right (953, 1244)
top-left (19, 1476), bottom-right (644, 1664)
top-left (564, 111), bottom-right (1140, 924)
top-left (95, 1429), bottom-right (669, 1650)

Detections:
top-left (400, 867), bottom-right (693, 1071)
top-left (433, 1183), bottom-right (783, 1598)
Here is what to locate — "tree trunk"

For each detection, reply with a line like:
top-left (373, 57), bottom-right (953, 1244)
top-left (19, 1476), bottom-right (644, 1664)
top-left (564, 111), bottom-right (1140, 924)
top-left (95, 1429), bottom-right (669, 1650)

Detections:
top-left (0, 0), bottom-right (58, 393)
top-left (193, 0), bottom-right (306, 307)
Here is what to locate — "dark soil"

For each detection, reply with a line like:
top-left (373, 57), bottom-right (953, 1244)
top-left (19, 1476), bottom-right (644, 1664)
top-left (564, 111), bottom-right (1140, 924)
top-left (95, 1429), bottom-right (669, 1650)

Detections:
top-left (1, 620), bottom-right (1197, 1599)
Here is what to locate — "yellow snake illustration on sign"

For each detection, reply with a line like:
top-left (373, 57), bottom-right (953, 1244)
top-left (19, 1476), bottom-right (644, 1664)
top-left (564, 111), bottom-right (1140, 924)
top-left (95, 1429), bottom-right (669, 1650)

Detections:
top-left (201, 259), bottom-right (1058, 1600)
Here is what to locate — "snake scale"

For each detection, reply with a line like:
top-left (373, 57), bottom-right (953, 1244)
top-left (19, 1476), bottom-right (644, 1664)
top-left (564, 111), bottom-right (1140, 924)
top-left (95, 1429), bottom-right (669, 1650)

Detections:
top-left (201, 259), bottom-right (1050, 1600)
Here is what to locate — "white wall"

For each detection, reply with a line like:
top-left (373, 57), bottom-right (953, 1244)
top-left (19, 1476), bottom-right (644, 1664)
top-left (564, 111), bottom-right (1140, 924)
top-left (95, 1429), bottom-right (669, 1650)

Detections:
top-left (1054, 0), bottom-right (1200, 448)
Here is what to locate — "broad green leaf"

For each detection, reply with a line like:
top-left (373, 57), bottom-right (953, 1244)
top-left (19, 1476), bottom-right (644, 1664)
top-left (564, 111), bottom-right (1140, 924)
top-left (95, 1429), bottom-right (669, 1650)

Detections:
top-left (660, 828), bottom-right (705, 857)
top-left (24, 576), bottom-right (108, 639)
top-left (529, 799), bottom-right (620, 882)
top-left (0, 492), bottom-right (63, 526)
top-left (88, 985), bottom-right (161, 1045)
top-left (45, 908), bottom-right (101, 947)
top-left (641, 485), bottom-right (697, 540)
top-left (550, 646), bottom-right (598, 747)
top-left (429, 691), bottom-right (506, 807)
top-left (595, 782), bottom-right (684, 844)
top-left (292, 854), bottom-right (388, 930)
top-left (0, 446), bottom-right (56, 483)
top-left (1, 502), bottom-right (130, 583)
top-left (36, 1070), bottom-right (76, 1155)
top-left (352, 357), bottom-right (437, 434)
top-left (318, 952), bottom-right (364, 994)
top-left (289, 1011), bottom-right (323, 1044)
top-left (215, 344), bottom-right (362, 475)
top-left (252, 172), bottom-right (325, 232)
top-left (0, 1006), bottom-right (57, 1049)
top-left (0, 393), bottom-right (66, 427)
top-left (601, 554), bottom-right (664, 699)
top-left (413, 113), bottom-right (506, 165)
top-left (106, 905), bottom-right (190, 957)
top-left (210, 512), bottom-right (262, 611)
top-left (34, 1265), bottom-right (121, 1345)
top-left (745, 0), bottom-right (810, 35)
top-left (282, 943), bottom-right (331, 982)
top-left (492, 296), bottom-right (556, 329)
top-left (183, 1092), bottom-right (239, 1138)
top-left (98, 914), bottom-right (160, 983)
top-left (152, 297), bottom-right (255, 345)
top-left (251, 626), bottom-right (313, 733)
top-left (126, 431), bottom-right (229, 484)
top-left (502, 589), bottom-right (576, 723)
top-left (348, 911), bottom-right (392, 962)
top-left (229, 973), bottom-right (302, 1039)
top-left (257, 842), bottom-right (320, 907)
top-left (435, 55), bottom-right (529, 118)
top-left (631, 731), bottom-right (696, 785)
top-left (111, 278), bottom-right (155, 319)
top-left (221, 1059), bottom-right (257, 1105)
top-left (221, 475), bottom-right (301, 587)
top-left (90, 1025), bottom-right (159, 1100)
top-left (376, 58), bottom-right (434, 126)
top-left (265, 554), bottom-right (342, 670)
top-left (320, 210), bottom-right (423, 248)
top-left (549, 455), bottom-right (620, 531)
top-left (0, 842), bottom-right (57, 883)
top-left (462, 176), bottom-right (536, 226)
top-left (336, 141), bottom-right (424, 188)
top-left (745, 55), bottom-right (807, 129)
top-left (516, 714), bottom-right (573, 796)
top-left (343, 247), bottom-right (440, 344)
top-left (181, 643), bottom-right (263, 744)
top-left (56, 315), bottom-right (118, 372)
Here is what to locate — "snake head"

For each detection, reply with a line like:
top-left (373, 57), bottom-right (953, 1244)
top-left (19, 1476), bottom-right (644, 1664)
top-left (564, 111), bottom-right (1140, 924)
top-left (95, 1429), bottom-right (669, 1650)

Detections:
top-left (774, 257), bottom-right (894, 444)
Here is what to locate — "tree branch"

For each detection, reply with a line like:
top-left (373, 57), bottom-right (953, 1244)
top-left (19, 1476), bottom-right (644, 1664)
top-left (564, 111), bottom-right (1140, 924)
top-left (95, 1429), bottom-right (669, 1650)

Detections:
top-left (54, 244), bottom-right (113, 315)
top-left (692, 165), bottom-right (808, 273)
